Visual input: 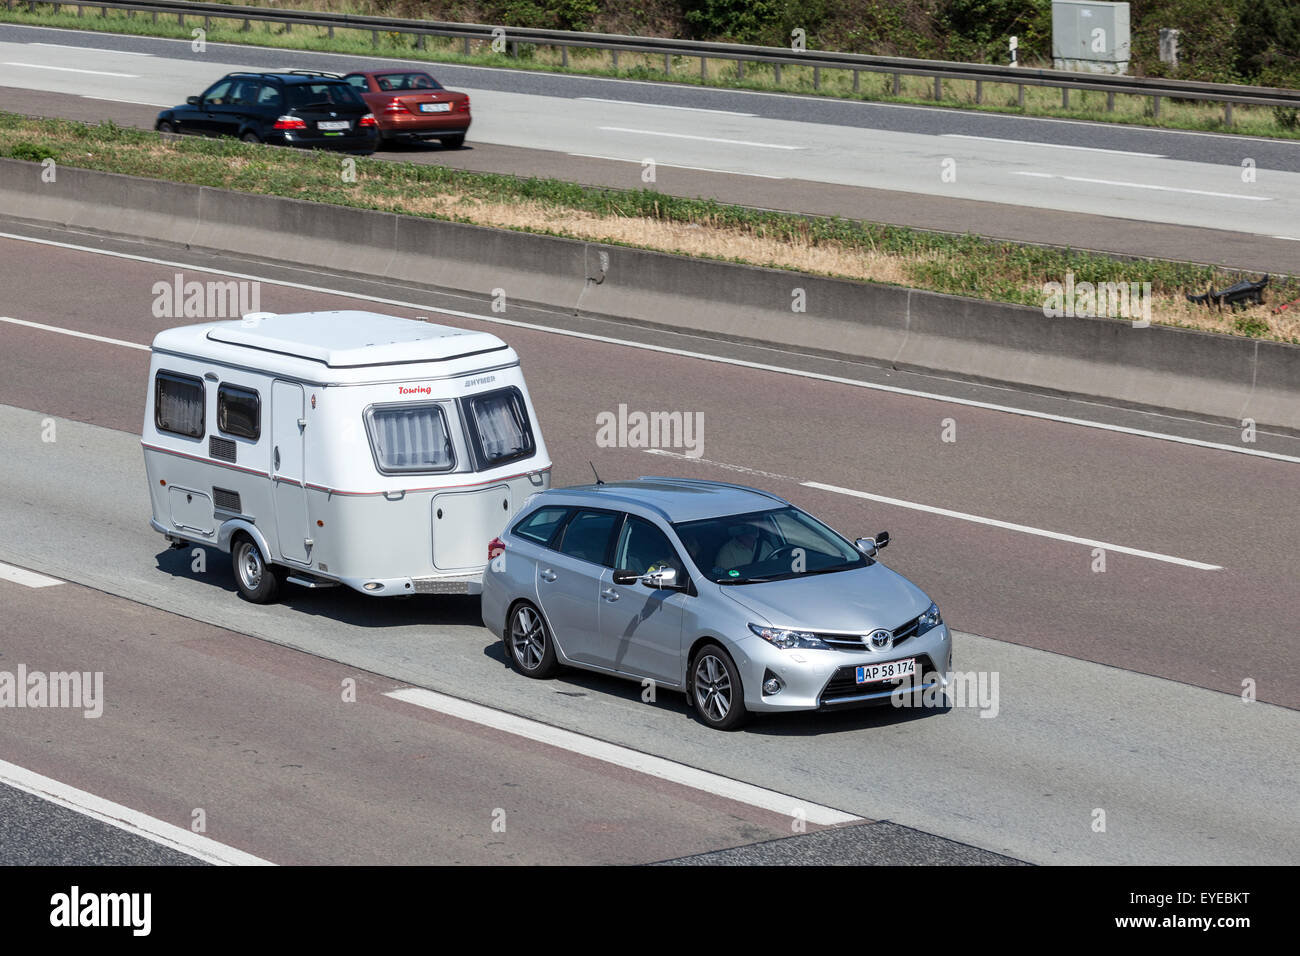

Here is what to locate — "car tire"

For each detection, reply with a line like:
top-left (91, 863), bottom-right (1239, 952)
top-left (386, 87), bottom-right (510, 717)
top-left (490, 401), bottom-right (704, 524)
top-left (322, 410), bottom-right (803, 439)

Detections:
top-left (689, 643), bottom-right (749, 731)
top-left (440, 134), bottom-right (465, 149)
top-left (507, 601), bottom-right (559, 678)
top-left (156, 120), bottom-right (176, 134)
top-left (231, 534), bottom-right (282, 604)
top-left (240, 131), bottom-right (261, 144)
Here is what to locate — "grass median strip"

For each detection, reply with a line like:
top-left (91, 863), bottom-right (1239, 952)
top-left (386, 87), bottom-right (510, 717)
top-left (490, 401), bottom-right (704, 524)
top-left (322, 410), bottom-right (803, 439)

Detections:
top-left (2, 112), bottom-right (1297, 342)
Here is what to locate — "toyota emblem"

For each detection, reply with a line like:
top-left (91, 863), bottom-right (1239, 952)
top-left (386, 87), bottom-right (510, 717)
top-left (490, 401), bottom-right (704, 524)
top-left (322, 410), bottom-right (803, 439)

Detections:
top-left (865, 629), bottom-right (893, 651)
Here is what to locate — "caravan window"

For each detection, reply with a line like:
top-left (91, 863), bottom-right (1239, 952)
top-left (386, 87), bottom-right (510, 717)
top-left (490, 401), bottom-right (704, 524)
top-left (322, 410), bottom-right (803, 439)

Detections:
top-left (218, 384), bottom-right (260, 440)
top-left (365, 403), bottom-right (455, 474)
top-left (155, 371), bottom-right (205, 439)
top-left (464, 387), bottom-right (535, 469)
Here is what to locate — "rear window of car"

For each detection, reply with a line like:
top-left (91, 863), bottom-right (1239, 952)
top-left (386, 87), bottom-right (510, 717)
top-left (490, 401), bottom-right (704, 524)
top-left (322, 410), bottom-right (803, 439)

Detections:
top-left (513, 506), bottom-right (569, 546)
top-left (464, 388), bottom-right (535, 470)
top-left (556, 510), bottom-right (618, 565)
top-left (285, 82), bottom-right (363, 109)
top-left (374, 72), bottom-right (443, 92)
top-left (364, 403), bottom-right (455, 473)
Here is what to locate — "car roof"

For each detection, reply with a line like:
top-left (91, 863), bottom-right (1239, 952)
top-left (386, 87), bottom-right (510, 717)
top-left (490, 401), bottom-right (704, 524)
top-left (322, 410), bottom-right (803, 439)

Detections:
top-left (347, 69), bottom-right (436, 77)
top-left (535, 478), bottom-right (789, 524)
top-left (223, 72), bottom-right (349, 85)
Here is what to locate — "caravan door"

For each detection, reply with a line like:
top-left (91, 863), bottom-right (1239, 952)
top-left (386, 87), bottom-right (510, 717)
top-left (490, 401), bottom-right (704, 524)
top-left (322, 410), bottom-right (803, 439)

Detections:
top-left (271, 380), bottom-right (311, 564)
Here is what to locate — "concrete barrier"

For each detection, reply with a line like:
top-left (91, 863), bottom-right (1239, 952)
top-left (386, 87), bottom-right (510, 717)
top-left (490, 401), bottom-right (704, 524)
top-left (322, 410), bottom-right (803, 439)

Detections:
top-left (2, 158), bottom-right (1297, 431)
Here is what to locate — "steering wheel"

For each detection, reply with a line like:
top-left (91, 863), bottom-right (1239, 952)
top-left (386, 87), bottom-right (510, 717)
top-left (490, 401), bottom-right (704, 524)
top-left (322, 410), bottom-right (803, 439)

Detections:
top-left (766, 544), bottom-right (801, 565)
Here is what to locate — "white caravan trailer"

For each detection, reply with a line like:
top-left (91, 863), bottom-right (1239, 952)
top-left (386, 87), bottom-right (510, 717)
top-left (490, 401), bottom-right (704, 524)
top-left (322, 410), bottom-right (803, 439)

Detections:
top-left (142, 310), bottom-right (551, 602)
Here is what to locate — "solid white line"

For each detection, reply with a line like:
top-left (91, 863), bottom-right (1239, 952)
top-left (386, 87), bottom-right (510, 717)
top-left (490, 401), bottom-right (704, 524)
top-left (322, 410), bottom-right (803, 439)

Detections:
top-left (579, 97), bottom-right (755, 117)
top-left (1272, 235), bottom-right (1300, 241)
top-left (0, 562), bottom-right (63, 588)
top-left (2, 231), bottom-right (1297, 465)
top-left (383, 687), bottom-right (861, 825)
top-left (641, 449), bottom-right (1222, 570)
top-left (803, 481), bottom-right (1222, 570)
top-left (0, 315), bottom-right (151, 351)
top-left (942, 133), bottom-right (1165, 158)
top-left (0, 757), bottom-right (274, 865)
top-left (30, 43), bottom-right (153, 56)
top-left (3, 61), bottom-right (138, 78)
top-left (599, 126), bottom-right (805, 150)
top-left (1013, 171), bottom-right (1271, 201)
top-left (567, 152), bottom-right (786, 179)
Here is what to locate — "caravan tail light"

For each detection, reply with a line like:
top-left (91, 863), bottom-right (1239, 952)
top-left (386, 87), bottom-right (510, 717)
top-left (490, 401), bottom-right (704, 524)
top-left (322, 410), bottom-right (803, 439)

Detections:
top-left (488, 537), bottom-right (506, 560)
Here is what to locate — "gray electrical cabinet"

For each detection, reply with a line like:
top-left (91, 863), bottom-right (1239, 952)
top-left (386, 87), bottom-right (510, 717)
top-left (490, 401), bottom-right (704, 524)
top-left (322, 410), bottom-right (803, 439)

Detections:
top-left (1052, 1), bottom-right (1130, 74)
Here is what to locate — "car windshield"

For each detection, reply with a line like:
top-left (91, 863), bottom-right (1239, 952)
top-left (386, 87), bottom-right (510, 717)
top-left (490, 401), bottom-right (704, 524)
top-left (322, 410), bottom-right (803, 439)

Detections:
top-left (285, 82), bottom-right (363, 109)
top-left (673, 506), bottom-right (867, 584)
top-left (374, 72), bottom-right (443, 92)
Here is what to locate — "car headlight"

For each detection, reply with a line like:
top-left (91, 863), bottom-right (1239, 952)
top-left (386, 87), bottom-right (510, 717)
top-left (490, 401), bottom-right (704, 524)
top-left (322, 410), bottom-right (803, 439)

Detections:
top-left (748, 624), bottom-right (830, 650)
top-left (917, 601), bottom-right (942, 635)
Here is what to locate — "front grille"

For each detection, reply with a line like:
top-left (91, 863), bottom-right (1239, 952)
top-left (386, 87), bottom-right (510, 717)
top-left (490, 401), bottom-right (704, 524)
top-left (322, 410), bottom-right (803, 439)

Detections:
top-left (819, 655), bottom-right (935, 707)
top-left (212, 487), bottom-right (242, 513)
top-left (816, 613), bottom-right (923, 651)
top-left (209, 435), bottom-right (237, 463)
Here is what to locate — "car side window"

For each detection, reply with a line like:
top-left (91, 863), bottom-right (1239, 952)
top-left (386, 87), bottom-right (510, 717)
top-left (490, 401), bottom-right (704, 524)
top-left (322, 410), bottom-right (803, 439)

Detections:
top-left (615, 517), bottom-right (683, 577)
top-left (556, 510), bottom-right (618, 566)
top-left (256, 83), bottom-right (283, 108)
top-left (514, 506), bottom-right (569, 547)
top-left (202, 79), bottom-right (233, 105)
top-left (346, 75), bottom-right (369, 90)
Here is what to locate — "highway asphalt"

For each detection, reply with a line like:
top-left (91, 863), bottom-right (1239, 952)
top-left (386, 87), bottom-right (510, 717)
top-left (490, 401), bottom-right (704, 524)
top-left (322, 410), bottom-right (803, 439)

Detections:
top-left (1, 223), bottom-right (1297, 865)
top-left (2, 24), bottom-right (1299, 271)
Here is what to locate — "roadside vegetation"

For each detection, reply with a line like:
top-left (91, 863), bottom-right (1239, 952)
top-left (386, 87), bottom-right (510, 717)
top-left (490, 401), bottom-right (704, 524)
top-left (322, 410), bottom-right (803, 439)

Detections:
top-left (2, 113), bottom-right (1296, 341)
top-left (2, 1), bottom-right (1299, 139)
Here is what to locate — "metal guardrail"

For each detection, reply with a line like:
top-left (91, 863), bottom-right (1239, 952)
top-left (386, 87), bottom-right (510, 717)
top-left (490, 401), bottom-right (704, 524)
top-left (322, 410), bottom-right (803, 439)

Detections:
top-left (12, 0), bottom-right (1300, 120)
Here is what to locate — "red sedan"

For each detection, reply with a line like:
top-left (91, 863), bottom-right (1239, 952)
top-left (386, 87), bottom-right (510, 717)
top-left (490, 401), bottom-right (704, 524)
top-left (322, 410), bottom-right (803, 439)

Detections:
top-left (342, 69), bottom-right (470, 148)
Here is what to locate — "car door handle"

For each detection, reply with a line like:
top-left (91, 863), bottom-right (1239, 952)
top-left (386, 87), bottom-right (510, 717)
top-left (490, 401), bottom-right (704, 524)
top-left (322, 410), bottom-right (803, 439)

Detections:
top-left (540, 569), bottom-right (557, 583)
top-left (601, 588), bottom-right (620, 602)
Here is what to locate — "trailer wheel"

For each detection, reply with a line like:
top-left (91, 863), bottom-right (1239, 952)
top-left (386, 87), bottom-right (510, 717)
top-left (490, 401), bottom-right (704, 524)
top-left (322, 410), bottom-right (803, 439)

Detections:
top-left (232, 534), bottom-right (282, 604)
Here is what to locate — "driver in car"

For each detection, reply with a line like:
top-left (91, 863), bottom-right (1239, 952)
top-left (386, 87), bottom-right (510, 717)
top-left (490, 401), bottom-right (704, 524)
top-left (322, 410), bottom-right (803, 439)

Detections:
top-left (714, 520), bottom-right (774, 570)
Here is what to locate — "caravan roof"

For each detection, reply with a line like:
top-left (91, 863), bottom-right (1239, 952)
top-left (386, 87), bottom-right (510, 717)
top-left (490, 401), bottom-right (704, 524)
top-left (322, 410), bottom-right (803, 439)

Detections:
top-left (151, 312), bottom-right (515, 383)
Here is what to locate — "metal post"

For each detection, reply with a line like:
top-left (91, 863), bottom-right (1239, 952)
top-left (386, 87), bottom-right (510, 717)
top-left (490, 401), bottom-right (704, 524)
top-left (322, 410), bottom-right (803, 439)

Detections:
top-left (1152, 94), bottom-right (1160, 117)
top-left (242, 19), bottom-right (250, 32)
top-left (975, 79), bottom-right (982, 104)
top-left (736, 59), bottom-right (743, 79)
top-left (664, 52), bottom-right (670, 74)
top-left (1062, 87), bottom-right (1069, 109)
top-left (701, 56), bottom-right (707, 79)
top-left (852, 69), bottom-right (859, 92)
top-left (562, 45), bottom-right (568, 67)
top-left (416, 34), bottom-right (424, 51)
top-left (612, 49), bottom-right (618, 70)
top-left (204, 15), bottom-right (209, 31)
top-left (813, 66), bottom-right (820, 90)
top-left (328, 25), bottom-right (333, 38)
top-left (933, 75), bottom-right (941, 100)
top-left (284, 22), bottom-right (290, 34)
top-left (892, 73), bottom-right (900, 96)
top-left (1106, 90), bottom-right (1114, 111)
top-left (372, 29), bottom-right (378, 45)
top-left (463, 37), bottom-right (470, 55)
top-left (1224, 101), bottom-right (1233, 125)
top-left (177, 13), bottom-right (182, 26)
top-left (1017, 84), bottom-right (1024, 107)
top-left (774, 62), bottom-right (781, 84)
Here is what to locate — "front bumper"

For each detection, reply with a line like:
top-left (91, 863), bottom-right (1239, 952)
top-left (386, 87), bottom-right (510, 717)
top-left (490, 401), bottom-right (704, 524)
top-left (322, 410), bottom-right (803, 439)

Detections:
top-left (736, 623), bottom-right (953, 713)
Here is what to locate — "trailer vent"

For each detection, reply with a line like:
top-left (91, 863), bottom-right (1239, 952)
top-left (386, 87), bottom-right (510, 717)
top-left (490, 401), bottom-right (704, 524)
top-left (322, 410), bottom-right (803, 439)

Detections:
top-left (212, 487), bottom-right (242, 514)
top-left (209, 435), bottom-right (237, 463)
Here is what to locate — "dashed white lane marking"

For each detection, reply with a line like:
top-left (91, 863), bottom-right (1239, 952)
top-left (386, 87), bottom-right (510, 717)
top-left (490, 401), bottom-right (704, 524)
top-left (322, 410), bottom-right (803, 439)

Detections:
top-left (0, 758), bottom-right (275, 866)
top-left (0, 562), bottom-right (63, 588)
top-left (942, 134), bottom-right (1165, 158)
top-left (3, 61), bottom-right (139, 77)
top-left (384, 687), bottom-right (862, 826)
top-left (1012, 171), bottom-right (1272, 201)
top-left (598, 126), bottom-right (806, 149)
top-left (643, 449), bottom-right (1223, 571)
top-left (579, 97), bottom-right (755, 117)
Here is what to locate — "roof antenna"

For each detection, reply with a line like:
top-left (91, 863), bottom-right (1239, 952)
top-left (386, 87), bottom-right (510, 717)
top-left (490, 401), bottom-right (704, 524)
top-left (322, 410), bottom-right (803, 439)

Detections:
top-left (589, 461), bottom-right (604, 485)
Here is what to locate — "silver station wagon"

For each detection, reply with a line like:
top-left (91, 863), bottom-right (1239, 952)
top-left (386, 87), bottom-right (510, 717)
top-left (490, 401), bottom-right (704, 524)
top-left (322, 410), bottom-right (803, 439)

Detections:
top-left (481, 478), bottom-right (952, 730)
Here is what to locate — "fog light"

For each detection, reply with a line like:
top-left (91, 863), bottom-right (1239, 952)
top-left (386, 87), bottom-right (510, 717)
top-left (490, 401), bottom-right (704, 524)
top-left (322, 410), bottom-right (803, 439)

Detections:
top-left (363, 582), bottom-right (383, 591)
top-left (762, 671), bottom-right (783, 696)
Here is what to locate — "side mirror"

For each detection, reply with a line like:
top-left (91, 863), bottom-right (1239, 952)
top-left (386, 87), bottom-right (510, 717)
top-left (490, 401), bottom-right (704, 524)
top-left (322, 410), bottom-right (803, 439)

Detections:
top-left (854, 537), bottom-right (877, 558)
top-left (643, 567), bottom-right (677, 589)
top-left (187, 96), bottom-right (201, 106)
top-left (612, 570), bottom-right (638, 586)
top-left (874, 531), bottom-right (890, 550)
